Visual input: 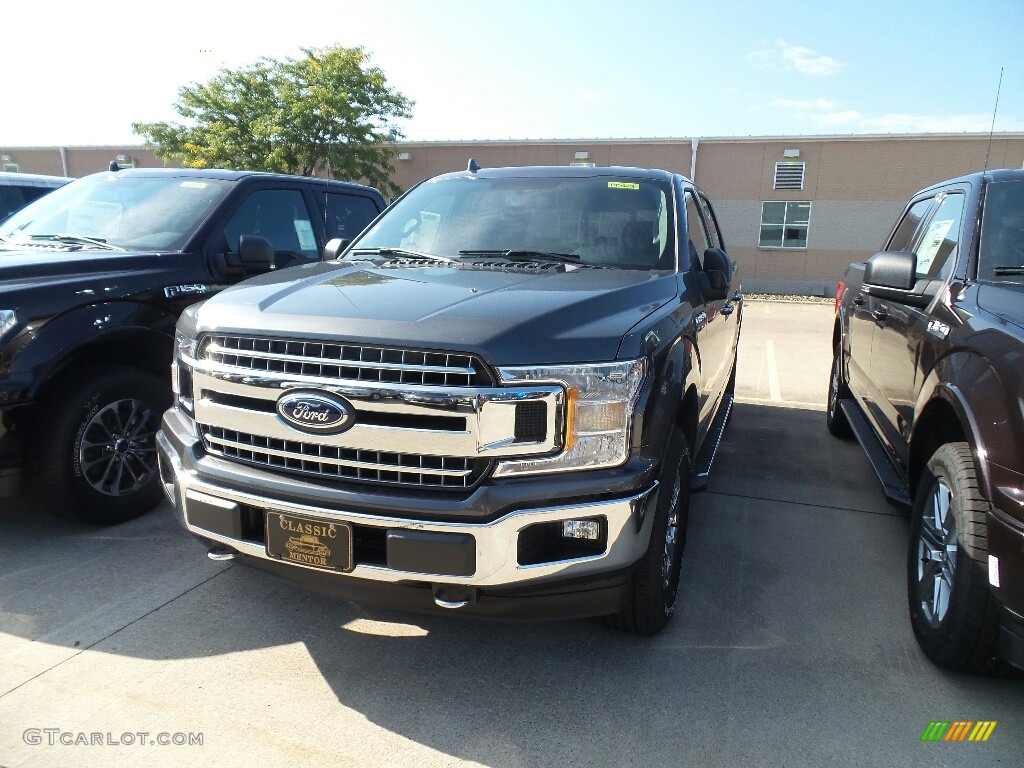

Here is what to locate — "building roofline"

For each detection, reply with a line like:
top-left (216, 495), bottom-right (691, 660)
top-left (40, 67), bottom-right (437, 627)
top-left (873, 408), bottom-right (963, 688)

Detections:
top-left (3, 132), bottom-right (1023, 152)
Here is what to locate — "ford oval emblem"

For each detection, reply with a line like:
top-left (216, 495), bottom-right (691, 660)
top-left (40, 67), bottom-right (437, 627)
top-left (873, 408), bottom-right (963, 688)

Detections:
top-left (276, 391), bottom-right (354, 435)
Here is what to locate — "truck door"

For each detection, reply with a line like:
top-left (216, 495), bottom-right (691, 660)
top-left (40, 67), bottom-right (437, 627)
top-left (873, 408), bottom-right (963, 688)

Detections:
top-left (683, 189), bottom-right (726, 426)
top-left (850, 197), bottom-right (935, 419)
top-left (871, 191), bottom-right (965, 467)
top-left (213, 186), bottom-right (322, 271)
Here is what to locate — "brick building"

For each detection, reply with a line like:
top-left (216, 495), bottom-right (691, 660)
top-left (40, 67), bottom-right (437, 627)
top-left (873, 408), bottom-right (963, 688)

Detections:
top-left (4, 133), bottom-right (1023, 294)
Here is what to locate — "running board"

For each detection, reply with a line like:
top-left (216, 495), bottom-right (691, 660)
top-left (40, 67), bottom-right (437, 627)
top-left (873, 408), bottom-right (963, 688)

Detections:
top-left (838, 399), bottom-right (911, 509)
top-left (690, 393), bottom-right (733, 493)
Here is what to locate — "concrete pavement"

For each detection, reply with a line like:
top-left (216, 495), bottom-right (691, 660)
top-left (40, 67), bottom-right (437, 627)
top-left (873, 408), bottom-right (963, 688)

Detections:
top-left (1, 299), bottom-right (1021, 767)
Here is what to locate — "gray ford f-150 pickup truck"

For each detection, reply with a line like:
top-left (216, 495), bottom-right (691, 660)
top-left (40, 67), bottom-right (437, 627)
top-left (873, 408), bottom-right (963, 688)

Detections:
top-left (829, 168), bottom-right (1024, 674)
top-left (157, 164), bottom-right (742, 634)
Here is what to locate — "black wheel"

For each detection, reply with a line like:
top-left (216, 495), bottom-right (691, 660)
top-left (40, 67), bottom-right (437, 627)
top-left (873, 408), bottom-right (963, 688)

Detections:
top-left (606, 430), bottom-right (691, 636)
top-left (907, 442), bottom-right (1014, 676)
top-left (29, 366), bottom-right (171, 525)
top-left (826, 341), bottom-right (852, 438)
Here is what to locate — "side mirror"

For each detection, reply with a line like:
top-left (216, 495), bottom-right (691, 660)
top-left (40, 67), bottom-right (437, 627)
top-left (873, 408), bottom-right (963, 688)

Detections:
top-left (863, 250), bottom-right (933, 306)
top-left (239, 235), bottom-right (275, 274)
top-left (864, 250), bottom-right (915, 290)
top-left (699, 247), bottom-right (731, 301)
top-left (323, 237), bottom-right (350, 260)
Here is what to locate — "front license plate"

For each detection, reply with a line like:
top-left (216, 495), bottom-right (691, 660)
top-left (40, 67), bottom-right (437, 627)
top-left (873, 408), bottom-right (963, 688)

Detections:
top-left (265, 511), bottom-right (353, 572)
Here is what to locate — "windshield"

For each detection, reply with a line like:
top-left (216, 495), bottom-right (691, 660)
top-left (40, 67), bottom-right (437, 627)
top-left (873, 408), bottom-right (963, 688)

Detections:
top-left (0, 173), bottom-right (234, 252)
top-left (351, 174), bottom-right (676, 270)
top-left (978, 179), bottom-right (1024, 282)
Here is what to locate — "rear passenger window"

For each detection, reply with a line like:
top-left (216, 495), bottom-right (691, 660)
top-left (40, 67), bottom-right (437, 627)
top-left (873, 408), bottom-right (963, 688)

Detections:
top-left (326, 193), bottom-right (381, 241)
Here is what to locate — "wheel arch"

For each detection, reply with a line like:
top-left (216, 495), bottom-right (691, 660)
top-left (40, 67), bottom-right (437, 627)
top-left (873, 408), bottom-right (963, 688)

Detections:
top-left (32, 327), bottom-right (172, 404)
top-left (909, 384), bottom-right (981, 501)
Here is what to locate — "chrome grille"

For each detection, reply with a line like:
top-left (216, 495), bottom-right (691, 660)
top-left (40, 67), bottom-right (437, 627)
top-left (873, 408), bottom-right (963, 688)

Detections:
top-left (200, 335), bottom-right (493, 387)
top-left (201, 425), bottom-right (489, 490)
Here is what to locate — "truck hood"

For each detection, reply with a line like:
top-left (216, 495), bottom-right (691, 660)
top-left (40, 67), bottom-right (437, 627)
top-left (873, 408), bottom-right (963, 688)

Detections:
top-left (978, 284), bottom-right (1024, 333)
top-left (194, 260), bottom-right (678, 365)
top-left (0, 247), bottom-right (172, 289)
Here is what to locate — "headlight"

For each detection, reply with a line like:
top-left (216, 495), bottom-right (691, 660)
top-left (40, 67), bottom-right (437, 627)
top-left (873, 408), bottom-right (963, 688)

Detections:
top-left (493, 359), bottom-right (647, 476)
top-left (0, 309), bottom-right (17, 341)
top-left (171, 329), bottom-right (198, 420)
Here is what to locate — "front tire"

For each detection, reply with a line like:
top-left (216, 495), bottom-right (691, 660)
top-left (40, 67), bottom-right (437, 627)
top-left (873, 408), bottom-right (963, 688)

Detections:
top-left (826, 341), bottom-right (852, 438)
top-left (29, 366), bottom-right (170, 525)
top-left (907, 442), bottom-right (1012, 675)
top-left (606, 430), bottom-right (691, 636)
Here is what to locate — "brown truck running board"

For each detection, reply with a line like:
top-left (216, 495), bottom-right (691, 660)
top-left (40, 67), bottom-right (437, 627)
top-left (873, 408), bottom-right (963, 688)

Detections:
top-left (839, 399), bottom-right (912, 508)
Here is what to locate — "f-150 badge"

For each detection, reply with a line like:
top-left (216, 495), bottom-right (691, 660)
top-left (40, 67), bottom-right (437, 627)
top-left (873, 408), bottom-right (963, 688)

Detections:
top-left (927, 320), bottom-right (951, 339)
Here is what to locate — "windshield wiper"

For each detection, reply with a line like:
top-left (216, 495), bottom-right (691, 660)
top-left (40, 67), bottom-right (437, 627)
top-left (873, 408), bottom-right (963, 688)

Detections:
top-left (993, 266), bottom-right (1024, 275)
top-left (349, 247), bottom-right (456, 264)
top-left (29, 234), bottom-right (126, 251)
top-left (458, 249), bottom-right (580, 263)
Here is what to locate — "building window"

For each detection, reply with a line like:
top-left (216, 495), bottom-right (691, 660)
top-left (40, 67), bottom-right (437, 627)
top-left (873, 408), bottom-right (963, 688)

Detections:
top-left (773, 162), bottom-right (805, 190)
top-left (759, 201), bottom-right (811, 248)
top-left (2, 163), bottom-right (18, 173)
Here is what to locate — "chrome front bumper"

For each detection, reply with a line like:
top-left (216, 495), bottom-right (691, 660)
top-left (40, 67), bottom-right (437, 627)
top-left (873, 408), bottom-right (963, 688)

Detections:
top-left (157, 413), bottom-right (658, 590)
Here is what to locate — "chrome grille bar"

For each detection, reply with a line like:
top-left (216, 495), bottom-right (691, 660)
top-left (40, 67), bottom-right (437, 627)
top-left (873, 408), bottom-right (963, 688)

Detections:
top-left (200, 335), bottom-right (492, 387)
top-left (202, 426), bottom-right (486, 489)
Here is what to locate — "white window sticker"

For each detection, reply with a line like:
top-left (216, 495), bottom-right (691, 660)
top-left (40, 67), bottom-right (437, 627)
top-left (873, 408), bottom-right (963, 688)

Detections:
top-left (916, 219), bottom-right (954, 274)
top-left (66, 201), bottom-right (123, 241)
top-left (294, 219), bottom-right (317, 251)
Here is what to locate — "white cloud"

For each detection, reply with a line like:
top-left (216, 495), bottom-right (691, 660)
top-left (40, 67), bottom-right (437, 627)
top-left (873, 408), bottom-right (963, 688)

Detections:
top-left (748, 40), bottom-right (846, 77)
top-left (815, 110), bottom-right (863, 126)
top-left (813, 111), bottom-right (1024, 133)
top-left (769, 98), bottom-right (839, 111)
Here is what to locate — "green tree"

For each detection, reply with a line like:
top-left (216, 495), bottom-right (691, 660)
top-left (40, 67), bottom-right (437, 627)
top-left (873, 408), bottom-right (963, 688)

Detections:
top-left (133, 46), bottom-right (412, 196)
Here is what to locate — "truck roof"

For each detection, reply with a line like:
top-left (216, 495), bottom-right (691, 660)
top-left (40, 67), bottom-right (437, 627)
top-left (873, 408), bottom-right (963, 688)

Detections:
top-left (101, 167), bottom-right (382, 194)
top-left (429, 164), bottom-right (684, 184)
top-left (916, 167), bottom-right (1024, 194)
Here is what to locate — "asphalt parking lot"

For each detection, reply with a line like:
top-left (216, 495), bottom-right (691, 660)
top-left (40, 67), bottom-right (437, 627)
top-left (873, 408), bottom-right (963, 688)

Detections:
top-left (1, 299), bottom-right (1022, 768)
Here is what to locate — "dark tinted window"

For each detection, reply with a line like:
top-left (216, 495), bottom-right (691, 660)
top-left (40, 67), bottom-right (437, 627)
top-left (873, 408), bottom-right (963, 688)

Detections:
top-left (887, 198), bottom-right (934, 252)
top-left (978, 179), bottom-right (1024, 282)
top-left (684, 191), bottom-right (709, 270)
top-left (326, 193), bottom-right (380, 241)
top-left (0, 186), bottom-right (27, 220)
top-left (697, 195), bottom-right (722, 250)
top-left (223, 189), bottom-right (318, 262)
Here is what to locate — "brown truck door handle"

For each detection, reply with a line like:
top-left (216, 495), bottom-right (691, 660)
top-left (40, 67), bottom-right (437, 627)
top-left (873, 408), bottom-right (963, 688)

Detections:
top-left (872, 307), bottom-right (888, 321)
top-left (853, 295), bottom-right (865, 306)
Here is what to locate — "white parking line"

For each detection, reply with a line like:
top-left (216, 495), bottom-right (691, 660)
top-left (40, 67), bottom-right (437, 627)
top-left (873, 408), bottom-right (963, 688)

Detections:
top-left (766, 340), bottom-right (782, 402)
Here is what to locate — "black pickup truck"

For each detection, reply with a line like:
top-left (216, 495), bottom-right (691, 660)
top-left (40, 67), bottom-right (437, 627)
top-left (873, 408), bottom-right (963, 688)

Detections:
top-left (157, 164), bottom-right (742, 634)
top-left (0, 168), bottom-right (386, 524)
top-left (829, 168), bottom-right (1024, 674)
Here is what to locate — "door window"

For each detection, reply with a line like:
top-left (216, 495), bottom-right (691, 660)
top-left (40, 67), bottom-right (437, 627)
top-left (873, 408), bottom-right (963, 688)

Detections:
top-left (326, 193), bottom-right (381, 241)
top-left (222, 189), bottom-right (318, 261)
top-left (913, 193), bottom-right (964, 280)
top-left (886, 198), bottom-right (934, 252)
top-left (684, 191), bottom-right (710, 270)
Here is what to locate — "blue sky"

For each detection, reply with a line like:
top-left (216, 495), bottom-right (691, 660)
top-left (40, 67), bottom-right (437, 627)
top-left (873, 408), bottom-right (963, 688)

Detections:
top-left (3, 0), bottom-right (1022, 146)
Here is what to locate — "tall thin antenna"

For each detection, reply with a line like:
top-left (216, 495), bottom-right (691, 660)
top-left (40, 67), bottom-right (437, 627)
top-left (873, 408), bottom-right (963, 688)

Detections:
top-left (983, 67), bottom-right (1004, 172)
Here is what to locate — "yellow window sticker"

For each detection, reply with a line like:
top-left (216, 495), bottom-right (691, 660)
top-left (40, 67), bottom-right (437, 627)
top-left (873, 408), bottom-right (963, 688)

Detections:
top-left (608, 181), bottom-right (640, 190)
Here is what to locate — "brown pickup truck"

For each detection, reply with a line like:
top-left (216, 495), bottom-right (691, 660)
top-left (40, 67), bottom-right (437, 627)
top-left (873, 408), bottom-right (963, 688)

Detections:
top-left (829, 168), bottom-right (1024, 675)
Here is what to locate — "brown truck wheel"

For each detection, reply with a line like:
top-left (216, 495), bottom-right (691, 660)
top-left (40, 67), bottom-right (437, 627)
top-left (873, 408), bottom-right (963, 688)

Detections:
top-left (907, 442), bottom-right (1017, 676)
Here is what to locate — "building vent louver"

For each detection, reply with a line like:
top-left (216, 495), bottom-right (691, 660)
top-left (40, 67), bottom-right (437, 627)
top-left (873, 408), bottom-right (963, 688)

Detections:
top-left (774, 162), bottom-right (805, 190)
